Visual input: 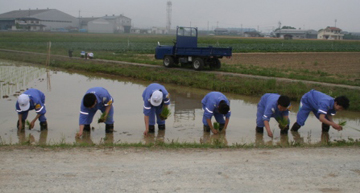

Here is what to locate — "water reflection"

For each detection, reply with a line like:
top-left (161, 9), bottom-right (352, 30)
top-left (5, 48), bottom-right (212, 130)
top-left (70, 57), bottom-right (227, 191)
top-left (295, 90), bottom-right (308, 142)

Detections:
top-left (75, 131), bottom-right (94, 145)
top-left (201, 132), bottom-right (228, 146)
top-left (17, 130), bottom-right (48, 145)
top-left (143, 130), bottom-right (166, 145)
top-left (0, 63), bottom-right (46, 98)
top-left (1, 61), bottom-right (360, 145)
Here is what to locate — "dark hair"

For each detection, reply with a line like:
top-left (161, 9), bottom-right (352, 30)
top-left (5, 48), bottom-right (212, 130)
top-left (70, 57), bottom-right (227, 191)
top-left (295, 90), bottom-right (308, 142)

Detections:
top-left (218, 100), bottom-right (230, 114)
top-left (277, 95), bottom-right (290, 107)
top-left (335, 96), bottom-right (349, 110)
top-left (83, 93), bottom-right (96, 108)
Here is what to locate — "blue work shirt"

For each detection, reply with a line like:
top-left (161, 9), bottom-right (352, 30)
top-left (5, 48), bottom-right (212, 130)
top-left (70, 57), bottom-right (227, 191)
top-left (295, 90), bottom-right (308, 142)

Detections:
top-left (15, 88), bottom-right (46, 115)
top-left (258, 93), bottom-right (289, 122)
top-left (79, 87), bottom-right (113, 125)
top-left (201, 92), bottom-right (231, 119)
top-left (142, 83), bottom-right (170, 116)
top-left (302, 89), bottom-right (336, 116)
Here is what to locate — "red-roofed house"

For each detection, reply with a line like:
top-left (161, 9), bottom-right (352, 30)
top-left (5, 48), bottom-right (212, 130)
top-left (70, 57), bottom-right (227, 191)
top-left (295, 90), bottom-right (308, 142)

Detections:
top-left (318, 27), bottom-right (344, 40)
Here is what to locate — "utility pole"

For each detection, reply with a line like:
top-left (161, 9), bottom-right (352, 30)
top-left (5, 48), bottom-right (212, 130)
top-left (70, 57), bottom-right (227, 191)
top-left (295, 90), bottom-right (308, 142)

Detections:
top-left (78, 10), bottom-right (81, 29)
top-left (335, 19), bottom-right (337, 27)
top-left (166, 1), bottom-right (172, 33)
top-left (278, 21), bottom-right (281, 38)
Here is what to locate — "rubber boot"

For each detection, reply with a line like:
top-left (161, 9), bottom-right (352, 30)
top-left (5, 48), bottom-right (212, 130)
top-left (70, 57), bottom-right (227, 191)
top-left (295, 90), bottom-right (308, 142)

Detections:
top-left (17, 120), bottom-right (25, 132)
top-left (322, 123), bottom-right (330, 132)
top-left (83, 124), bottom-right (91, 132)
top-left (291, 122), bottom-right (301, 132)
top-left (158, 124), bottom-right (166, 130)
top-left (203, 125), bottom-right (210, 132)
top-left (40, 121), bottom-right (48, 131)
top-left (256, 126), bottom-right (264, 133)
top-left (280, 125), bottom-right (289, 135)
top-left (149, 125), bottom-right (155, 133)
top-left (105, 124), bottom-right (114, 133)
top-left (219, 124), bottom-right (225, 131)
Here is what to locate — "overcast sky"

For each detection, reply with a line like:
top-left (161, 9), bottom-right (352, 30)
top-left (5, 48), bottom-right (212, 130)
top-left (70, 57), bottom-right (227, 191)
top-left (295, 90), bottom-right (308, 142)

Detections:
top-left (1, 0), bottom-right (360, 32)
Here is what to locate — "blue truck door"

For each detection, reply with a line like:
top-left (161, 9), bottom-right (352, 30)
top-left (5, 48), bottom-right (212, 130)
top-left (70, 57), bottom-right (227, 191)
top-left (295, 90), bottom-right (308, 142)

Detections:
top-left (176, 27), bottom-right (198, 48)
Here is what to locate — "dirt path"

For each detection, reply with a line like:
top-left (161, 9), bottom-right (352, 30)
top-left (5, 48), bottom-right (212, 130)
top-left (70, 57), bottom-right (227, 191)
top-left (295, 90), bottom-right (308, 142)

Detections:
top-left (1, 147), bottom-right (359, 193)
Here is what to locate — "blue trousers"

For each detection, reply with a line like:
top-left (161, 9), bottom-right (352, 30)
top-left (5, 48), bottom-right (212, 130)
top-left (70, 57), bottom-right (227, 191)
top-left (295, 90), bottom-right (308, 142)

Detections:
top-left (85, 106), bottom-right (114, 125)
top-left (202, 105), bottom-right (225, 126)
top-left (148, 106), bottom-right (165, 126)
top-left (296, 100), bottom-right (328, 126)
top-left (256, 106), bottom-right (289, 127)
top-left (20, 111), bottom-right (46, 122)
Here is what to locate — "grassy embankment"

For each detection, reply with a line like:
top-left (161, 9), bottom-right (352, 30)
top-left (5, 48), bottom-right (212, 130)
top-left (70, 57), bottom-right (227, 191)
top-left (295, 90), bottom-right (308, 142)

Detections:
top-left (1, 134), bottom-right (360, 149)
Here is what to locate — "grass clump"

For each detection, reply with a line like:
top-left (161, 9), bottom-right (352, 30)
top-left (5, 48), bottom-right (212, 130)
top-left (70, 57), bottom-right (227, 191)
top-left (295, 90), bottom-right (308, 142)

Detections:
top-left (98, 112), bottom-right (106, 123)
top-left (276, 117), bottom-right (289, 130)
top-left (213, 122), bottom-right (220, 130)
top-left (338, 120), bottom-right (347, 127)
top-left (160, 107), bottom-right (171, 120)
top-left (25, 120), bottom-right (30, 129)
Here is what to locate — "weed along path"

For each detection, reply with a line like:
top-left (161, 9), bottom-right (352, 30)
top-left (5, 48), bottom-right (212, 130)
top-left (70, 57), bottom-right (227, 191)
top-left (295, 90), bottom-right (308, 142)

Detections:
top-left (1, 147), bottom-right (360, 192)
top-left (1, 49), bottom-right (360, 91)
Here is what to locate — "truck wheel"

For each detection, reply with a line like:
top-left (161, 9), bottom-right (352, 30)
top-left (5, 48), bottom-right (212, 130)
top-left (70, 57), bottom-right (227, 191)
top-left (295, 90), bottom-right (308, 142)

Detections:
top-left (210, 58), bottom-right (221, 69)
top-left (193, 58), bottom-right (204, 71)
top-left (163, 56), bottom-right (174, 67)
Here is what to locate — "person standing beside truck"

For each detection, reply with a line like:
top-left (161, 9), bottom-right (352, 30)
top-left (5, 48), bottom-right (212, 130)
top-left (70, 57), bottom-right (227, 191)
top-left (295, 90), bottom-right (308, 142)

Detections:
top-left (80, 51), bottom-right (85, 58)
top-left (88, 52), bottom-right (94, 59)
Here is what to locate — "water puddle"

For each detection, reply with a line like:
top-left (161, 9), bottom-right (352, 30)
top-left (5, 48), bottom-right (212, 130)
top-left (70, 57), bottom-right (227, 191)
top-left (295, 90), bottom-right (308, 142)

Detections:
top-left (1, 60), bottom-right (360, 145)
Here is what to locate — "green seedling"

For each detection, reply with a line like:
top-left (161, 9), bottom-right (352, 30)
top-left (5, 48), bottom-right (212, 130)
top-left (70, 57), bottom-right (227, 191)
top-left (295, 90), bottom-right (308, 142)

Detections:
top-left (160, 107), bottom-right (171, 120)
top-left (338, 120), bottom-right (347, 127)
top-left (98, 112), bottom-right (106, 123)
top-left (25, 120), bottom-right (31, 129)
top-left (276, 117), bottom-right (289, 130)
top-left (213, 122), bottom-right (220, 130)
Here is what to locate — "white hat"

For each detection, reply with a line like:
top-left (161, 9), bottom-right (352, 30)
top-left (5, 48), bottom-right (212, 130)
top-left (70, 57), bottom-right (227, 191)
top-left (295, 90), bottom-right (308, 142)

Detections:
top-left (18, 94), bottom-right (30, 111)
top-left (150, 90), bottom-right (163, 106)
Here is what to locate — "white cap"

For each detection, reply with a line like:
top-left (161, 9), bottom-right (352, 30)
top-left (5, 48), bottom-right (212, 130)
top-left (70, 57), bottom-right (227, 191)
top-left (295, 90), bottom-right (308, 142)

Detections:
top-left (150, 90), bottom-right (163, 106)
top-left (18, 94), bottom-right (30, 111)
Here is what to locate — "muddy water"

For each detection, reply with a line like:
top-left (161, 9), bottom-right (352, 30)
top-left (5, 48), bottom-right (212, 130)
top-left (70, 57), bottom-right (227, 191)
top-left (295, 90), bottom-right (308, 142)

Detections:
top-left (1, 60), bottom-right (360, 145)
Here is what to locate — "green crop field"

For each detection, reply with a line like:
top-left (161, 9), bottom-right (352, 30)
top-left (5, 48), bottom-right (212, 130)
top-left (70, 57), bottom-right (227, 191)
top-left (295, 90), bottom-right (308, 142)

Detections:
top-left (1, 32), bottom-right (360, 55)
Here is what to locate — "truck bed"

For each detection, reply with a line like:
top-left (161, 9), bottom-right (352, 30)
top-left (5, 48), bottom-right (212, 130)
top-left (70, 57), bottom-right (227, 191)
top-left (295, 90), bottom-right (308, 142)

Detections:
top-left (175, 46), bottom-right (232, 57)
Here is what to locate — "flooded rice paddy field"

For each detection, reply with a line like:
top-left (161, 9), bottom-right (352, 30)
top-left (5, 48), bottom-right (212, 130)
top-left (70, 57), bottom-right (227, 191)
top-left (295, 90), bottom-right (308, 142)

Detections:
top-left (1, 60), bottom-right (360, 145)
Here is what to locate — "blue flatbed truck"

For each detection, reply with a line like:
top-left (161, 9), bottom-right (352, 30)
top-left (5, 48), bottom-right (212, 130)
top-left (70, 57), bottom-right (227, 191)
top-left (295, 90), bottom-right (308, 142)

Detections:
top-left (155, 26), bottom-right (232, 70)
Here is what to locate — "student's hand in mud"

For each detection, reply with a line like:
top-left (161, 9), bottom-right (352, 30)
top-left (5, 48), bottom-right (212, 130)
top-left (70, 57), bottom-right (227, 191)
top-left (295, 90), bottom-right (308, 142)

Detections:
top-left (332, 124), bottom-right (343, 131)
top-left (212, 129), bottom-right (218, 134)
top-left (29, 121), bottom-right (35, 130)
top-left (76, 132), bottom-right (82, 138)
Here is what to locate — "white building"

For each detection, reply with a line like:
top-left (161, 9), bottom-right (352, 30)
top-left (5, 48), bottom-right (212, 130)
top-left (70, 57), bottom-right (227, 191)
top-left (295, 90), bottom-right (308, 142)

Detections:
top-left (274, 29), bottom-right (318, 39)
top-left (318, 27), bottom-right (344, 40)
top-left (87, 14), bottom-right (131, 33)
top-left (0, 8), bottom-right (78, 31)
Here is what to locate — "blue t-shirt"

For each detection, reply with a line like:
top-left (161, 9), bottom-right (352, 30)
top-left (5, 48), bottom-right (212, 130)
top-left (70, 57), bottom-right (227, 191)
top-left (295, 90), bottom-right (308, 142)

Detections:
top-left (142, 83), bottom-right (170, 116)
top-left (79, 87), bottom-right (113, 125)
top-left (201, 92), bottom-right (231, 119)
top-left (258, 93), bottom-right (289, 122)
top-left (15, 88), bottom-right (46, 115)
top-left (303, 89), bottom-right (336, 116)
